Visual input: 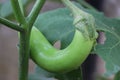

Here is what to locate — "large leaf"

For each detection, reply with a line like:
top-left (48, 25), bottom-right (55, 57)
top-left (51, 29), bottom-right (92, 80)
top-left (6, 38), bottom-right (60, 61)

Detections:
top-left (0, 0), bottom-right (28, 17)
top-left (34, 8), bottom-right (75, 49)
top-left (89, 11), bottom-right (120, 76)
top-left (76, 4), bottom-right (120, 76)
top-left (30, 2), bottom-right (120, 79)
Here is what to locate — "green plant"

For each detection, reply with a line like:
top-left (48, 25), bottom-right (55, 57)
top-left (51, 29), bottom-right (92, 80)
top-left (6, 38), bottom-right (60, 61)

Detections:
top-left (0, 0), bottom-right (120, 80)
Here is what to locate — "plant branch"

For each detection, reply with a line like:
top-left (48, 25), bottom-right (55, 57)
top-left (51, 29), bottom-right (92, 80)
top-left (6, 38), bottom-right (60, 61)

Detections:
top-left (19, 30), bottom-right (30, 80)
top-left (17, 1), bottom-right (46, 80)
top-left (27, 0), bottom-right (46, 30)
top-left (77, 0), bottom-right (97, 11)
top-left (0, 17), bottom-right (23, 32)
top-left (80, 67), bottom-right (83, 80)
top-left (10, 0), bottom-right (26, 24)
top-left (18, 0), bottom-right (25, 16)
top-left (62, 0), bottom-right (84, 17)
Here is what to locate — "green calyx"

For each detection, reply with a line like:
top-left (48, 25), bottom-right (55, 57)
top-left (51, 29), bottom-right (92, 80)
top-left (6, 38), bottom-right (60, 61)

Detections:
top-left (62, 0), bottom-right (98, 41)
top-left (74, 14), bottom-right (97, 40)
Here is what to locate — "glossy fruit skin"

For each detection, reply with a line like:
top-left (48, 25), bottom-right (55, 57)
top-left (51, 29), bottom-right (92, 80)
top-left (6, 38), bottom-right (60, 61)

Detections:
top-left (30, 27), bottom-right (94, 73)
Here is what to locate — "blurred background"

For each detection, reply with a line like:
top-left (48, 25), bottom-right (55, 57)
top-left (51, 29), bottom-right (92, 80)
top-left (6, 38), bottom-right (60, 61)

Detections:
top-left (0, 0), bottom-right (120, 80)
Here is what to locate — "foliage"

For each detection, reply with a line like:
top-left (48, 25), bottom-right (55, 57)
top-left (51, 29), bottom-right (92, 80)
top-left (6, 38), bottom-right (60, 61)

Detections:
top-left (34, 4), bottom-right (120, 79)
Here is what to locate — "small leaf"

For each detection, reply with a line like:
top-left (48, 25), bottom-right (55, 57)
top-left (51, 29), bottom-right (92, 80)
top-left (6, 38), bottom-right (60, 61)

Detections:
top-left (29, 66), bottom-right (82, 80)
top-left (29, 66), bottom-right (56, 80)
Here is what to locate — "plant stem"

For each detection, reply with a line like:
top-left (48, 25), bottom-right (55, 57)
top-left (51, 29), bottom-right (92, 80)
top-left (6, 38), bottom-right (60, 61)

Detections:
top-left (18, 0), bottom-right (25, 16)
top-left (27, 0), bottom-right (46, 30)
top-left (9, 0), bottom-right (45, 80)
top-left (19, 28), bottom-right (30, 80)
top-left (62, 0), bottom-right (85, 18)
top-left (80, 67), bottom-right (83, 80)
top-left (0, 17), bottom-right (23, 32)
top-left (17, 0), bottom-right (45, 80)
top-left (77, 0), bottom-right (97, 11)
top-left (10, 0), bottom-right (26, 24)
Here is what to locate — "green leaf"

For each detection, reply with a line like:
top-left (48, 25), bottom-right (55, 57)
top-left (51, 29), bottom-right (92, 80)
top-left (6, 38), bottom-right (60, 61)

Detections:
top-left (34, 2), bottom-right (120, 79)
top-left (29, 66), bottom-right (82, 80)
top-left (34, 8), bottom-right (75, 49)
top-left (90, 11), bottom-right (120, 76)
top-left (76, 3), bottom-right (120, 76)
top-left (29, 66), bottom-right (56, 80)
top-left (0, 0), bottom-right (28, 17)
top-left (55, 68), bottom-right (82, 80)
top-left (0, 1), bottom-right (12, 17)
